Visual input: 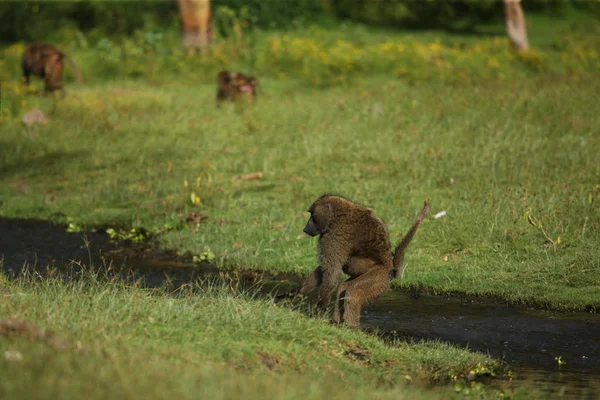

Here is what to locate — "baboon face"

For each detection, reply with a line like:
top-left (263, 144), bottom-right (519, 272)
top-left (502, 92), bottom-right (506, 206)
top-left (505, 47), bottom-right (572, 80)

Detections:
top-left (303, 197), bottom-right (335, 236)
top-left (303, 213), bottom-right (320, 236)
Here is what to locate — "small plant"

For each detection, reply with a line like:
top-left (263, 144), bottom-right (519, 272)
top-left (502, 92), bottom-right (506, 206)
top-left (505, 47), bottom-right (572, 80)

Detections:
top-left (555, 355), bottom-right (566, 366)
top-left (0, 265), bottom-right (8, 285)
top-left (185, 160), bottom-right (216, 207)
top-left (525, 209), bottom-right (563, 253)
top-left (65, 217), bottom-right (83, 233)
top-left (588, 183), bottom-right (600, 206)
top-left (105, 227), bottom-right (148, 243)
top-left (193, 247), bottom-right (216, 263)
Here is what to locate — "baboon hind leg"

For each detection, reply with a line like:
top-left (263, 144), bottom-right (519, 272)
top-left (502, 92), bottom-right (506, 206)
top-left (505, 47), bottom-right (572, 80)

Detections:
top-left (343, 257), bottom-right (378, 280)
top-left (333, 267), bottom-right (391, 327)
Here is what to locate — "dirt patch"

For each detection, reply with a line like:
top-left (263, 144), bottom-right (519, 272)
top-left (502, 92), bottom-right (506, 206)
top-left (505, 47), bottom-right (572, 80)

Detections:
top-left (344, 347), bottom-right (369, 361)
top-left (258, 352), bottom-right (281, 371)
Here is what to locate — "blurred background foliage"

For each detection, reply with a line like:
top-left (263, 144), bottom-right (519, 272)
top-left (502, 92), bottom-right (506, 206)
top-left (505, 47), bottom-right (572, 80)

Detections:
top-left (1, 0), bottom-right (599, 42)
top-left (0, 0), bottom-right (599, 120)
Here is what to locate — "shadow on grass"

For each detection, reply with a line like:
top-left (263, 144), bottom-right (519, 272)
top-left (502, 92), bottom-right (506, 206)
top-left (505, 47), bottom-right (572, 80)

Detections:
top-left (0, 147), bottom-right (87, 179)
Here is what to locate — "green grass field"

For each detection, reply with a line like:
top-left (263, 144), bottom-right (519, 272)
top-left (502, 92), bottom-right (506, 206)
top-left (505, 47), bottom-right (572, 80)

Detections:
top-left (1, 271), bottom-right (511, 400)
top-left (1, 12), bottom-right (599, 399)
top-left (1, 73), bottom-right (598, 310)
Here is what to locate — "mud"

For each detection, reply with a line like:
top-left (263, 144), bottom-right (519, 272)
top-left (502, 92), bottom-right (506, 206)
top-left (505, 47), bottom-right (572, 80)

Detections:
top-left (1, 217), bottom-right (599, 399)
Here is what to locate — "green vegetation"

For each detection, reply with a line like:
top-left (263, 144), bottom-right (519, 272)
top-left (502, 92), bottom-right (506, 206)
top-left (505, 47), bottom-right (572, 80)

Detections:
top-left (1, 270), bottom-right (509, 400)
top-left (1, 17), bottom-right (599, 309)
top-left (1, 5), bottom-right (598, 399)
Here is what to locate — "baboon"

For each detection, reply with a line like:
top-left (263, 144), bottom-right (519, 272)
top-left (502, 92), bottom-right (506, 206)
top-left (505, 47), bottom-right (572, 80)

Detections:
top-left (22, 43), bottom-right (83, 94)
top-left (283, 195), bottom-right (430, 327)
top-left (216, 70), bottom-right (258, 107)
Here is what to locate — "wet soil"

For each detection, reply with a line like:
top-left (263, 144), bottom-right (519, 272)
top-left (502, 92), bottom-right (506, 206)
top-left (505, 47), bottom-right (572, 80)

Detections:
top-left (2, 217), bottom-right (599, 399)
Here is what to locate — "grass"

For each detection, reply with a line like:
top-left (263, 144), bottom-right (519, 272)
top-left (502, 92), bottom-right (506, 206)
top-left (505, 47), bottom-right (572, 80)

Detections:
top-left (1, 12), bottom-right (598, 399)
top-left (0, 270), bottom-right (510, 400)
top-left (1, 71), bottom-right (598, 311)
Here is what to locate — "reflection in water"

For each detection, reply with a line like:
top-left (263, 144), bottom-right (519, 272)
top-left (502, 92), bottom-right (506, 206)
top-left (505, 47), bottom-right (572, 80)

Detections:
top-left (505, 365), bottom-right (600, 399)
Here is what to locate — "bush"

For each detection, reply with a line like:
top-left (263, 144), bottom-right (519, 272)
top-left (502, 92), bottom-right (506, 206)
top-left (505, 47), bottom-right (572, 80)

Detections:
top-left (327, 0), bottom-right (600, 29)
top-left (214, 0), bottom-right (327, 29)
top-left (0, 1), bottom-right (327, 44)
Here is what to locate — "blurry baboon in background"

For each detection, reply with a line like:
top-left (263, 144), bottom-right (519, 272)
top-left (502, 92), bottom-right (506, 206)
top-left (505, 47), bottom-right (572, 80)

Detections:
top-left (283, 195), bottom-right (430, 327)
top-left (22, 43), bottom-right (83, 94)
top-left (216, 70), bottom-right (258, 107)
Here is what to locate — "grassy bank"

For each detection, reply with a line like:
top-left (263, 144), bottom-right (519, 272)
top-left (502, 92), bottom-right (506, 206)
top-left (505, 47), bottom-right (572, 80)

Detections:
top-left (1, 16), bottom-right (599, 312)
top-left (1, 73), bottom-right (599, 310)
top-left (0, 270), bottom-right (510, 399)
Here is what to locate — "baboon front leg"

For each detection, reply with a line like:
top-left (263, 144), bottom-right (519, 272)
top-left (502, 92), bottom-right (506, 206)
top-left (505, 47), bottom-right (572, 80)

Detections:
top-left (297, 266), bottom-right (323, 295)
top-left (318, 267), bottom-right (342, 311)
top-left (275, 266), bottom-right (323, 299)
top-left (333, 267), bottom-right (391, 327)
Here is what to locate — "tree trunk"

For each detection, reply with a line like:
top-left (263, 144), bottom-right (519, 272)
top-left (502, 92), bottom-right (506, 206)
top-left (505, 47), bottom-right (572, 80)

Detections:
top-left (177, 0), bottom-right (213, 52)
top-left (504, 0), bottom-right (529, 51)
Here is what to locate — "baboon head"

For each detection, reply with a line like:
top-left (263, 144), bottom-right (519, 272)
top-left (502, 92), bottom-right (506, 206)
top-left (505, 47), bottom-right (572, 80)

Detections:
top-left (303, 195), bottom-right (343, 236)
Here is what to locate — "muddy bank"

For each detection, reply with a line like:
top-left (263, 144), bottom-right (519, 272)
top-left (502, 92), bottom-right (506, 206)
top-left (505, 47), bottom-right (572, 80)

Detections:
top-left (84, 252), bottom-right (600, 398)
top-left (95, 250), bottom-right (600, 399)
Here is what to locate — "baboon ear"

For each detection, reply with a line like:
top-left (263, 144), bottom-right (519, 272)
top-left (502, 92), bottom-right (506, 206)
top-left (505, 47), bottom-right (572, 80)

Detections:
top-left (323, 201), bottom-right (334, 217)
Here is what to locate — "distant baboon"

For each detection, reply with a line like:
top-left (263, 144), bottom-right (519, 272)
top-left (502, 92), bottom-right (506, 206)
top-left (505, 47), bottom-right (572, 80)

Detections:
top-left (283, 195), bottom-right (430, 327)
top-left (216, 70), bottom-right (258, 107)
top-left (22, 43), bottom-right (83, 94)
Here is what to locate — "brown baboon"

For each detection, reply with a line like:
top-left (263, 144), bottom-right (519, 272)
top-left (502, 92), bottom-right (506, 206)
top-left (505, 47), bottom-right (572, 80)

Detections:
top-left (284, 195), bottom-right (430, 327)
top-left (216, 70), bottom-right (258, 107)
top-left (22, 43), bottom-right (83, 94)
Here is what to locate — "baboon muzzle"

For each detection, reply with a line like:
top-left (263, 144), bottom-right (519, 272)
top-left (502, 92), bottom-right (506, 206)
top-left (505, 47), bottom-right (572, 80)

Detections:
top-left (303, 219), bottom-right (319, 237)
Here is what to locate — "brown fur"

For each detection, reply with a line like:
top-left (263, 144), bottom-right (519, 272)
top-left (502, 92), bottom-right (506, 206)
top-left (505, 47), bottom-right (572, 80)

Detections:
top-left (290, 195), bottom-right (430, 326)
top-left (22, 43), bottom-right (83, 94)
top-left (216, 70), bottom-right (257, 106)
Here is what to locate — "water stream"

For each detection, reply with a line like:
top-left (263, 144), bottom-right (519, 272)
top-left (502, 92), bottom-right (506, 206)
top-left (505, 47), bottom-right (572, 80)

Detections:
top-left (109, 255), bottom-right (600, 399)
top-left (2, 219), bottom-right (599, 399)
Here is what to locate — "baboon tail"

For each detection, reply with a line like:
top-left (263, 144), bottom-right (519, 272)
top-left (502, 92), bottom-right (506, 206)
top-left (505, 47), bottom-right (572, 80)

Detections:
top-left (391, 199), bottom-right (430, 279)
top-left (65, 55), bottom-right (83, 84)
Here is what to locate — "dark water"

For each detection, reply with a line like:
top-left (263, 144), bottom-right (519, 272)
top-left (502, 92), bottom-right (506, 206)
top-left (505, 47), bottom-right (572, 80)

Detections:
top-left (2, 218), bottom-right (599, 399)
top-left (360, 290), bottom-right (600, 399)
top-left (110, 257), bottom-right (600, 399)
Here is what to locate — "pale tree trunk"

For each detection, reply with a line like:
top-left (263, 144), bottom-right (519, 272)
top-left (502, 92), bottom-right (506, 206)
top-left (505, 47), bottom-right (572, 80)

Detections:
top-left (177, 0), bottom-right (213, 52)
top-left (504, 0), bottom-right (529, 51)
